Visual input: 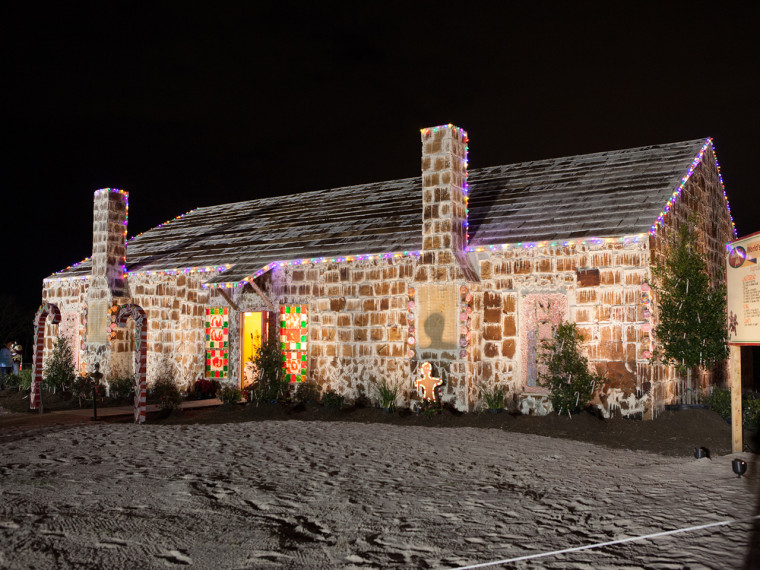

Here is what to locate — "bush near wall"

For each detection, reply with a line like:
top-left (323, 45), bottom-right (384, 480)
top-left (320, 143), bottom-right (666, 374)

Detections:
top-left (706, 388), bottom-right (760, 429)
top-left (538, 322), bottom-right (605, 417)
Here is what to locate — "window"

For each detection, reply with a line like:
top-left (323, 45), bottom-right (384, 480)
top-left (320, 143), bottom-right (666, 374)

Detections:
top-left (520, 294), bottom-right (567, 389)
top-left (280, 305), bottom-right (308, 382)
top-left (205, 307), bottom-right (229, 378)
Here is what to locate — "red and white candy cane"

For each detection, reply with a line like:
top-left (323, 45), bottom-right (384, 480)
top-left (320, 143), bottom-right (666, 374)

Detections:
top-left (31, 303), bottom-right (61, 410)
top-left (115, 304), bottom-right (148, 424)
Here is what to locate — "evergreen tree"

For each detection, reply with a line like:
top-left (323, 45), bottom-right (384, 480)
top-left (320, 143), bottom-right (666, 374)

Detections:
top-left (42, 334), bottom-right (76, 392)
top-left (653, 219), bottom-right (728, 380)
top-left (538, 322), bottom-right (603, 416)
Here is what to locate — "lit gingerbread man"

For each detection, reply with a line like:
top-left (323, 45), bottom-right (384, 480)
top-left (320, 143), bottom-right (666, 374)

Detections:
top-left (415, 361), bottom-right (443, 402)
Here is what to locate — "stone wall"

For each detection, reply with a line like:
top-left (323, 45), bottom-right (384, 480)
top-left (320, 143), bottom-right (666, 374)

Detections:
top-left (43, 271), bottom-right (210, 387)
top-left (41, 278), bottom-right (88, 374)
top-left (473, 238), bottom-right (651, 416)
top-left (266, 258), bottom-right (414, 403)
top-left (117, 272), bottom-right (210, 387)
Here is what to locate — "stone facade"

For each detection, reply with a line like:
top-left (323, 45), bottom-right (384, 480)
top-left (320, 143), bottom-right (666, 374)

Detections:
top-left (40, 128), bottom-right (735, 417)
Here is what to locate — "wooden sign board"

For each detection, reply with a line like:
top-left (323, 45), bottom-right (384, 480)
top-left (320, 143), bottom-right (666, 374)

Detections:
top-left (725, 231), bottom-right (760, 452)
top-left (726, 231), bottom-right (760, 345)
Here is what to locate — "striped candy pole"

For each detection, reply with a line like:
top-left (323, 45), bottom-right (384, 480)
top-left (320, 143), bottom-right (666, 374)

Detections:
top-left (116, 304), bottom-right (148, 424)
top-left (31, 303), bottom-right (62, 411)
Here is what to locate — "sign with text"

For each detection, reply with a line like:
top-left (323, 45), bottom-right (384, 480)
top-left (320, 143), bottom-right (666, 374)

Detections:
top-left (726, 232), bottom-right (760, 344)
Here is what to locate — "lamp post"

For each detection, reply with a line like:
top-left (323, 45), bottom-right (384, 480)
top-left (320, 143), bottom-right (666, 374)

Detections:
top-left (90, 363), bottom-right (103, 421)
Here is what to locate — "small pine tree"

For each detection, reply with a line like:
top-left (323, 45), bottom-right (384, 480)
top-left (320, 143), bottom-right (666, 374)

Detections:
top-left (652, 219), bottom-right (728, 394)
top-left (42, 335), bottom-right (76, 392)
top-left (248, 337), bottom-right (289, 403)
top-left (538, 322), bottom-right (602, 416)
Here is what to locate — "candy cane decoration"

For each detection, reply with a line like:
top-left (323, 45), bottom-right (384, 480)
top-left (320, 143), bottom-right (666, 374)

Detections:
top-left (31, 303), bottom-right (61, 410)
top-left (115, 304), bottom-right (147, 424)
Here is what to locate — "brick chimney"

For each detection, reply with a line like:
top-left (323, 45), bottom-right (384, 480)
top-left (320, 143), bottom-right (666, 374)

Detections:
top-left (86, 188), bottom-right (128, 353)
top-left (419, 124), bottom-right (477, 281)
top-left (91, 188), bottom-right (128, 295)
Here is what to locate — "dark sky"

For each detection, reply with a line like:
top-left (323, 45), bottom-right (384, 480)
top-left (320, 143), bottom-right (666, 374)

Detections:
top-left (3, 1), bottom-right (758, 315)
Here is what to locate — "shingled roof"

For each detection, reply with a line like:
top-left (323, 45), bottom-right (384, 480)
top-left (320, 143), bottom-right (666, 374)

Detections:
top-left (49, 138), bottom-right (711, 284)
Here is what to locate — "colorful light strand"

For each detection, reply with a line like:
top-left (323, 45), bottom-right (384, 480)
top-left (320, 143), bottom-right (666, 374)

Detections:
top-left (466, 234), bottom-right (645, 253)
top-left (126, 207), bottom-right (200, 243)
top-left (202, 249), bottom-right (422, 289)
top-left (44, 264), bottom-right (233, 283)
top-left (94, 188), bottom-right (129, 279)
top-left (420, 124), bottom-right (470, 241)
top-left (649, 138), bottom-right (736, 237)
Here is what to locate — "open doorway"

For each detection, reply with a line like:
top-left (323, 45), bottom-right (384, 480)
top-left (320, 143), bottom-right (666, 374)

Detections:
top-left (241, 312), bottom-right (269, 389)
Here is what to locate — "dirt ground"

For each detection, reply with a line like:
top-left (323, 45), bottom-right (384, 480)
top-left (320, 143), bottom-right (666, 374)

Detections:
top-left (3, 388), bottom-right (755, 457)
top-left (2, 389), bottom-right (760, 568)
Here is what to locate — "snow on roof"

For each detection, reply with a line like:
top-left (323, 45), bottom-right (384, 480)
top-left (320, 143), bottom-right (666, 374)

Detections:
top-left (48, 138), bottom-right (710, 284)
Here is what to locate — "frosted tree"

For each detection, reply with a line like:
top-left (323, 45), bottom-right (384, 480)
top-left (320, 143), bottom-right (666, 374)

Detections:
top-left (653, 218), bottom-right (728, 403)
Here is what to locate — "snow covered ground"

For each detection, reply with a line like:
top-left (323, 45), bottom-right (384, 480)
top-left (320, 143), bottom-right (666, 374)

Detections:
top-left (0, 421), bottom-right (757, 569)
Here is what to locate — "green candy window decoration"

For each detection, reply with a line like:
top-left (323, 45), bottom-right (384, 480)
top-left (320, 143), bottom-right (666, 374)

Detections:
top-left (205, 307), bottom-right (229, 378)
top-left (280, 305), bottom-right (308, 383)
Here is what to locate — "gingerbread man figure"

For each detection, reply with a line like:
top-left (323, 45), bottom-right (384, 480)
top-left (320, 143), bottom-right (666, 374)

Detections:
top-left (415, 361), bottom-right (443, 402)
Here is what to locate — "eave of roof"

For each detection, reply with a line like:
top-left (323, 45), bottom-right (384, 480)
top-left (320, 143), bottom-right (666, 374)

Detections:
top-left (46, 137), bottom-right (730, 287)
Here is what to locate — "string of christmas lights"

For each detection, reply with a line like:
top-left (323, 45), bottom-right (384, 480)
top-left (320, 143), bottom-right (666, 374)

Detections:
top-left (127, 207), bottom-right (200, 242)
top-left (420, 124), bottom-right (470, 241)
top-left (649, 138), bottom-right (737, 237)
top-left (466, 234), bottom-right (646, 253)
top-left (45, 265), bottom-right (233, 283)
top-left (202, 250), bottom-right (422, 289)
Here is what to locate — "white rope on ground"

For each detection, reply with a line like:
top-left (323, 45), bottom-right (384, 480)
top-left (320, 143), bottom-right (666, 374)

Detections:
top-left (455, 514), bottom-right (760, 569)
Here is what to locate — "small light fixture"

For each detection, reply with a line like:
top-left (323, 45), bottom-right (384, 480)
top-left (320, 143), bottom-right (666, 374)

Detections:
top-left (732, 458), bottom-right (747, 478)
top-left (694, 447), bottom-right (709, 459)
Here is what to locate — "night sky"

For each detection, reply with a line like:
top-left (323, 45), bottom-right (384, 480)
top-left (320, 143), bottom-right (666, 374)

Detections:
top-left (3, 2), bottom-right (758, 321)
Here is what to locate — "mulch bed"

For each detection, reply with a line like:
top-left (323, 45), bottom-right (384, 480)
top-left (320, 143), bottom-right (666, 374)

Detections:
top-left (2, 388), bottom-right (756, 457)
top-left (149, 400), bottom-right (758, 457)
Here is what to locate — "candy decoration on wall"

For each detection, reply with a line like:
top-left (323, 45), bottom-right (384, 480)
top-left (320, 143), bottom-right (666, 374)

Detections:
top-left (107, 304), bottom-right (119, 342)
top-left (459, 285), bottom-right (473, 358)
top-left (407, 287), bottom-right (416, 359)
top-left (31, 303), bottom-right (62, 410)
top-left (640, 283), bottom-right (653, 359)
top-left (115, 304), bottom-right (147, 424)
top-left (281, 305), bottom-right (308, 382)
top-left (415, 361), bottom-right (443, 402)
top-left (205, 307), bottom-right (229, 378)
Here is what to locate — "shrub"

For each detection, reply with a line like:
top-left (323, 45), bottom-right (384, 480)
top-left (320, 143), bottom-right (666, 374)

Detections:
top-left (706, 387), bottom-right (732, 420)
top-left (42, 335), bottom-right (76, 393)
top-left (372, 377), bottom-right (400, 409)
top-left (191, 378), bottom-right (220, 400)
top-left (292, 380), bottom-right (320, 404)
top-left (247, 337), bottom-right (290, 404)
top-left (708, 388), bottom-right (760, 430)
top-left (246, 338), bottom-right (290, 405)
top-left (70, 375), bottom-right (93, 407)
top-left (321, 389), bottom-right (344, 409)
top-left (108, 375), bottom-right (135, 400)
top-left (416, 398), bottom-right (442, 418)
top-left (744, 393), bottom-right (760, 430)
top-left (4, 369), bottom-right (31, 390)
top-left (150, 376), bottom-right (183, 410)
top-left (217, 385), bottom-right (242, 404)
top-left (480, 384), bottom-right (506, 410)
top-left (538, 322), bottom-right (604, 416)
